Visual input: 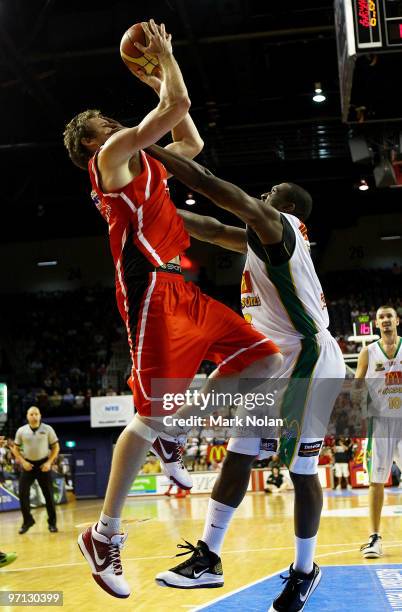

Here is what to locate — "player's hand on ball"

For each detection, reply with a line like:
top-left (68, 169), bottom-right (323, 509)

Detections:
top-left (135, 19), bottom-right (172, 59)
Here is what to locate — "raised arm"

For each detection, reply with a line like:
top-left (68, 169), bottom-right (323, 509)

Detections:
top-left (147, 144), bottom-right (283, 244)
top-left (178, 210), bottom-right (247, 254)
top-left (99, 21), bottom-right (190, 180)
top-left (131, 58), bottom-right (203, 161)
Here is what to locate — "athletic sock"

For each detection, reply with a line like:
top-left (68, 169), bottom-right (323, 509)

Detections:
top-left (294, 535), bottom-right (317, 575)
top-left (201, 499), bottom-right (236, 556)
top-left (96, 512), bottom-right (122, 538)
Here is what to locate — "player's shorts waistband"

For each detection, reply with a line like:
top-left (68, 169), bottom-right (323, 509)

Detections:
top-left (155, 262), bottom-right (182, 275)
top-left (303, 328), bottom-right (332, 345)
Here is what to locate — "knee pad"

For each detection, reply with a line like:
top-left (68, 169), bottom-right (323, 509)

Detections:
top-left (126, 414), bottom-right (159, 443)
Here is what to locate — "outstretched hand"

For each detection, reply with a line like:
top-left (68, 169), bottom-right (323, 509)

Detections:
top-left (134, 19), bottom-right (172, 59)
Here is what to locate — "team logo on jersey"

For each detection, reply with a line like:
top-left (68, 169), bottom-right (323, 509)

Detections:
top-left (298, 222), bottom-right (309, 241)
top-left (385, 371), bottom-right (402, 386)
top-left (91, 190), bottom-right (101, 208)
top-left (241, 295), bottom-right (261, 308)
top-left (90, 190), bottom-right (111, 222)
top-left (241, 271), bottom-right (253, 294)
top-left (241, 271), bottom-right (261, 308)
top-left (375, 362), bottom-right (385, 371)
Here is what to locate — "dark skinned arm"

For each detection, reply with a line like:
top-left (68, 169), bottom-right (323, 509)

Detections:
top-left (178, 210), bottom-right (247, 254)
top-left (146, 144), bottom-right (283, 245)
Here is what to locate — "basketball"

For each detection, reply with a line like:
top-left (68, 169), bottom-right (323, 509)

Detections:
top-left (120, 23), bottom-right (159, 76)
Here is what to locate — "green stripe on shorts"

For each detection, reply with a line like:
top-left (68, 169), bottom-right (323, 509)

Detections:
top-left (279, 336), bottom-right (320, 468)
top-left (365, 417), bottom-right (374, 480)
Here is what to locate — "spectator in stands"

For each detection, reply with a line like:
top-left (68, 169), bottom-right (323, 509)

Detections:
top-left (74, 391), bottom-right (85, 409)
top-left (318, 446), bottom-right (333, 466)
top-left (267, 454), bottom-right (281, 469)
top-left (333, 437), bottom-right (352, 490)
top-left (62, 388), bottom-right (75, 406)
top-left (49, 390), bottom-right (62, 410)
top-left (264, 467), bottom-right (290, 494)
top-left (141, 455), bottom-right (162, 474)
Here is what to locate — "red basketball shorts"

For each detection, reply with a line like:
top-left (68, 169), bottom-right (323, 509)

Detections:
top-left (121, 271), bottom-right (279, 416)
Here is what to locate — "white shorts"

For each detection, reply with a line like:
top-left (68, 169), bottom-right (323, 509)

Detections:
top-left (366, 417), bottom-right (402, 484)
top-left (228, 330), bottom-right (346, 475)
top-left (334, 462), bottom-right (350, 478)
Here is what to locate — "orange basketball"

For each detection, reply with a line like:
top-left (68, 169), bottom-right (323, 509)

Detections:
top-left (120, 23), bottom-right (159, 76)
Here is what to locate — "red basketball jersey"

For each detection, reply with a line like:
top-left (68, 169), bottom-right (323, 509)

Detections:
top-left (88, 150), bottom-right (190, 269)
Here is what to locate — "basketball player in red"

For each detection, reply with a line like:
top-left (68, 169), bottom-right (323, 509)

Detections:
top-left (64, 20), bottom-right (281, 598)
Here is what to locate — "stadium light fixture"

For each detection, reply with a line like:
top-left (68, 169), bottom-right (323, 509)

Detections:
top-left (185, 193), bottom-right (196, 205)
top-left (358, 179), bottom-right (369, 191)
top-left (37, 260), bottom-right (58, 267)
top-left (313, 82), bottom-right (326, 103)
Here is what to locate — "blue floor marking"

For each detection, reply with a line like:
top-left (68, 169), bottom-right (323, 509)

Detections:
top-left (195, 564), bottom-right (402, 611)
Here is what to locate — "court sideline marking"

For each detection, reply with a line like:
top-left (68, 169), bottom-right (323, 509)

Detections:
top-left (1, 542), bottom-right (402, 574)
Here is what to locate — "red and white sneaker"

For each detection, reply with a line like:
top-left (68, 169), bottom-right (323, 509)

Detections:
top-left (151, 434), bottom-right (192, 490)
top-left (78, 524), bottom-right (130, 598)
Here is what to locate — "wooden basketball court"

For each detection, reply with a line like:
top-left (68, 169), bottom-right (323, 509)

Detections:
top-left (1, 489), bottom-right (402, 611)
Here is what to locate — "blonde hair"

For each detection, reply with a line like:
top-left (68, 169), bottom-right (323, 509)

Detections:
top-left (63, 109), bottom-right (101, 170)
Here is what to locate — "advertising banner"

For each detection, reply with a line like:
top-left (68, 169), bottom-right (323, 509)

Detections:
top-left (90, 395), bottom-right (134, 428)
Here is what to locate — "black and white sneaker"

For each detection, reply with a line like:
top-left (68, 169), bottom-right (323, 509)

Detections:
top-left (360, 534), bottom-right (383, 559)
top-left (151, 434), bottom-right (192, 490)
top-left (269, 563), bottom-right (322, 611)
top-left (155, 540), bottom-right (224, 589)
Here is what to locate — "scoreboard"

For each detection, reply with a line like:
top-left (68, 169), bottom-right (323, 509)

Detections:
top-left (335, 0), bottom-right (402, 120)
top-left (354, 0), bottom-right (402, 49)
top-left (352, 313), bottom-right (373, 335)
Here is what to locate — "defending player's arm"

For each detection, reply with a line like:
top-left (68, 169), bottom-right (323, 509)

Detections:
top-left (99, 21), bottom-right (191, 172)
top-left (178, 210), bottom-right (247, 254)
top-left (146, 144), bottom-right (283, 245)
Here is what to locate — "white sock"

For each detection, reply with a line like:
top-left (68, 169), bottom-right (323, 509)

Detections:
top-left (97, 512), bottom-right (121, 538)
top-left (201, 499), bottom-right (236, 556)
top-left (294, 535), bottom-right (317, 575)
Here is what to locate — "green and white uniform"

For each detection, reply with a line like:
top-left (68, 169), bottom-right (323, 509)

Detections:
top-left (365, 338), bottom-right (402, 483)
top-left (228, 213), bottom-right (345, 474)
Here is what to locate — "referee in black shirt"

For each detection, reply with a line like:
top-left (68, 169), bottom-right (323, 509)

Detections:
top-left (13, 406), bottom-right (60, 534)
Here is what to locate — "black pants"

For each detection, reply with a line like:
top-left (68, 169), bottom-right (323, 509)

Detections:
top-left (19, 458), bottom-right (56, 526)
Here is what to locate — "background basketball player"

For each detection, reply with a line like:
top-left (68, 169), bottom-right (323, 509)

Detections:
top-left (355, 306), bottom-right (402, 558)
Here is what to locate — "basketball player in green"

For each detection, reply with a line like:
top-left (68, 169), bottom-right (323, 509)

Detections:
top-left (355, 306), bottom-right (402, 559)
top-left (146, 144), bottom-right (345, 612)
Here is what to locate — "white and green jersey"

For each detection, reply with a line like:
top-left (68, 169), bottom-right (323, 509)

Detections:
top-left (366, 338), bottom-right (402, 417)
top-left (241, 213), bottom-right (329, 347)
